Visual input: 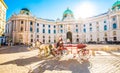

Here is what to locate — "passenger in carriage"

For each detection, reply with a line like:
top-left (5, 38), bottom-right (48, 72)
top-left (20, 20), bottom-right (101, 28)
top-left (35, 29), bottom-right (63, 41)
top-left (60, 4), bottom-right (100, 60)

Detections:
top-left (56, 37), bottom-right (64, 55)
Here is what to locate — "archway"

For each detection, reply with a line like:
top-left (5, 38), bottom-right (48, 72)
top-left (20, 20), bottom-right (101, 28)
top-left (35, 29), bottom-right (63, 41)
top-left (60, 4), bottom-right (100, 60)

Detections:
top-left (67, 31), bottom-right (72, 43)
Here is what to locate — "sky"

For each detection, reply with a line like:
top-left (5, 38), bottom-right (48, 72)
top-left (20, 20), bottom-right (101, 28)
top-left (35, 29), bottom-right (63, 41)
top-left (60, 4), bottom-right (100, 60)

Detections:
top-left (4, 0), bottom-right (117, 20)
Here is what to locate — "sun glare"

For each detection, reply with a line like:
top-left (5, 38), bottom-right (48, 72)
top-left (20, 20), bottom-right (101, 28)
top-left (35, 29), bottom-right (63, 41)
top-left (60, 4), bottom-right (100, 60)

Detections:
top-left (74, 2), bottom-right (96, 19)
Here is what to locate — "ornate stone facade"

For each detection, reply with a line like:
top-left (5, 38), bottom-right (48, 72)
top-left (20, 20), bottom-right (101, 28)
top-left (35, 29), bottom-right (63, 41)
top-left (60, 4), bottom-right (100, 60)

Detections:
top-left (5, 1), bottom-right (120, 45)
top-left (0, 0), bottom-right (7, 36)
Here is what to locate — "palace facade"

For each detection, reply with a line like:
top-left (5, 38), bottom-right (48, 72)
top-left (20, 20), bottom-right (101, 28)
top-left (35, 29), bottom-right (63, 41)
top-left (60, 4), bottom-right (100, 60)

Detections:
top-left (5, 1), bottom-right (120, 45)
top-left (0, 0), bottom-right (7, 44)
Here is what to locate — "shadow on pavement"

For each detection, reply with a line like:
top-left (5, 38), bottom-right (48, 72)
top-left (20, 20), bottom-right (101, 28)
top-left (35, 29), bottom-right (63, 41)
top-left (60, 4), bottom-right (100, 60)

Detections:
top-left (31, 59), bottom-right (90, 73)
top-left (0, 56), bottom-right (41, 66)
top-left (0, 46), bottom-right (30, 54)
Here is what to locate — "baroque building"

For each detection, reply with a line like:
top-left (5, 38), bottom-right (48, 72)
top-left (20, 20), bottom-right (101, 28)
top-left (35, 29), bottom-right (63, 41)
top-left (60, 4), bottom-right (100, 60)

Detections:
top-left (5, 1), bottom-right (120, 45)
top-left (0, 0), bottom-right (7, 44)
top-left (0, 0), bottom-right (7, 36)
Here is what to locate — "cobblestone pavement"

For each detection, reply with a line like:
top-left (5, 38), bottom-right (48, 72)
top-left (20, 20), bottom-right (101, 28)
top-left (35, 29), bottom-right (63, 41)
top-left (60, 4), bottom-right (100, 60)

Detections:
top-left (0, 45), bottom-right (120, 73)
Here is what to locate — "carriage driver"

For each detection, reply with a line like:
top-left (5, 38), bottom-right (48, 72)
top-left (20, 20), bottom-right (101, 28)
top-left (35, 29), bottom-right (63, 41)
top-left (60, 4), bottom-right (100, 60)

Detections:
top-left (56, 37), bottom-right (64, 55)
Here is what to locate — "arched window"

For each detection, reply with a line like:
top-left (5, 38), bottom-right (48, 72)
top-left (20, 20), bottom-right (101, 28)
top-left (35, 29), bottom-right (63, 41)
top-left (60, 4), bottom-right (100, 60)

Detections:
top-left (113, 23), bottom-right (117, 29)
top-left (104, 25), bottom-right (107, 31)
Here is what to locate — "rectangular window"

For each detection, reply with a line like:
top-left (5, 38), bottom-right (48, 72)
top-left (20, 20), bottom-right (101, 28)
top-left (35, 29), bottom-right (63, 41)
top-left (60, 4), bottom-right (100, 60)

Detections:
top-left (30, 27), bottom-right (33, 32)
top-left (54, 25), bottom-right (56, 28)
top-left (37, 35), bottom-right (39, 38)
top-left (48, 29), bottom-right (51, 34)
top-left (60, 25), bottom-right (63, 28)
top-left (90, 28), bottom-right (92, 32)
top-left (76, 29), bottom-right (78, 33)
top-left (113, 17), bottom-right (116, 21)
top-left (43, 24), bottom-right (45, 27)
top-left (76, 24), bottom-right (78, 27)
top-left (43, 29), bottom-right (45, 33)
top-left (54, 30), bottom-right (56, 34)
top-left (48, 25), bottom-right (50, 28)
top-left (30, 21), bottom-right (33, 25)
top-left (21, 21), bottom-right (23, 24)
top-left (31, 39), bottom-right (33, 42)
top-left (37, 23), bottom-right (39, 26)
top-left (37, 28), bottom-right (39, 33)
top-left (83, 29), bottom-right (86, 33)
top-left (90, 23), bottom-right (92, 26)
top-left (61, 30), bottom-right (63, 33)
top-left (104, 20), bottom-right (106, 23)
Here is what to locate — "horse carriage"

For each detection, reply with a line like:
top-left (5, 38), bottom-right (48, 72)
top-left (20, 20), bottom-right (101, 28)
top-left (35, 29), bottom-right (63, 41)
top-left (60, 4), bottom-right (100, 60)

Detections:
top-left (34, 42), bottom-right (90, 61)
top-left (51, 44), bottom-right (90, 60)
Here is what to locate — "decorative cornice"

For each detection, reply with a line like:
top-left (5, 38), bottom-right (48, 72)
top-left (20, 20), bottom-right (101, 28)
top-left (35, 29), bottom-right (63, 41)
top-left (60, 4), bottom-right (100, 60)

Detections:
top-left (0, 0), bottom-right (8, 9)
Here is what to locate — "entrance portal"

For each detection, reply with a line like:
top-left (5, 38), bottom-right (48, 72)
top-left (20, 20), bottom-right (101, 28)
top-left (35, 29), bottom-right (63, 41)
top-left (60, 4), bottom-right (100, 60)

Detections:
top-left (67, 32), bottom-right (72, 43)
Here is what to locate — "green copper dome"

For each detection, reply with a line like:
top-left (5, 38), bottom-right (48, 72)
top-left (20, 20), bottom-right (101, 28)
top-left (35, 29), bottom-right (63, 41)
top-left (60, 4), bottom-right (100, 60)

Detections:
top-left (112, 0), bottom-right (120, 10)
top-left (62, 8), bottom-right (74, 20)
top-left (63, 8), bottom-right (73, 15)
top-left (20, 8), bottom-right (30, 15)
top-left (21, 8), bottom-right (30, 12)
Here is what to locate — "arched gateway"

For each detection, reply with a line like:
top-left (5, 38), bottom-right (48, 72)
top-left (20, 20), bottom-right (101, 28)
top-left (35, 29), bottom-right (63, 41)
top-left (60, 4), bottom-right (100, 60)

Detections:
top-left (67, 31), bottom-right (72, 43)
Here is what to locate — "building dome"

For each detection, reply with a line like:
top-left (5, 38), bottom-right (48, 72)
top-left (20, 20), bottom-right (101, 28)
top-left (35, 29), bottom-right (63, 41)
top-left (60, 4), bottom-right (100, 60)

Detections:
top-left (20, 8), bottom-right (30, 15)
top-left (112, 0), bottom-right (120, 10)
top-left (62, 8), bottom-right (74, 20)
top-left (63, 8), bottom-right (73, 16)
top-left (21, 8), bottom-right (30, 12)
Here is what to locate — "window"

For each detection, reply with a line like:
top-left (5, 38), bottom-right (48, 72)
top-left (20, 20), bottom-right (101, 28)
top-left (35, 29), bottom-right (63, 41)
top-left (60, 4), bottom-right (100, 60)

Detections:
top-left (60, 25), bottom-right (63, 28)
top-left (43, 39), bottom-right (45, 43)
top-left (31, 39), bottom-right (33, 42)
top-left (77, 35), bottom-right (79, 37)
top-left (96, 22), bottom-right (99, 24)
top-left (21, 27), bottom-right (23, 31)
top-left (43, 36), bottom-right (45, 38)
top-left (48, 29), bottom-right (51, 34)
top-left (83, 29), bottom-right (86, 33)
top-left (113, 31), bottom-right (116, 35)
top-left (54, 30), bottom-right (56, 34)
top-left (76, 39), bottom-right (79, 42)
top-left (90, 27), bottom-right (92, 31)
top-left (30, 27), bottom-right (33, 32)
top-left (113, 37), bottom-right (117, 41)
top-left (30, 21), bottom-right (33, 25)
top-left (49, 40), bottom-right (51, 43)
top-left (76, 29), bottom-right (78, 33)
top-left (90, 23), bottom-right (92, 26)
top-left (37, 23), bottom-right (39, 26)
top-left (104, 33), bottom-right (107, 36)
top-left (60, 29), bottom-right (63, 33)
top-left (21, 21), bottom-right (23, 24)
top-left (113, 23), bottom-right (117, 29)
top-left (76, 24), bottom-right (78, 27)
top-left (37, 28), bottom-right (39, 33)
top-left (113, 17), bottom-right (116, 21)
top-left (43, 29), bottom-right (45, 33)
top-left (37, 35), bottom-right (39, 38)
top-left (54, 25), bottom-right (56, 28)
top-left (104, 20), bottom-right (106, 23)
top-left (97, 26), bottom-right (99, 31)
top-left (54, 40), bottom-right (56, 43)
top-left (48, 25), bottom-right (50, 28)
top-left (97, 38), bottom-right (99, 41)
top-left (104, 25), bottom-right (107, 31)
top-left (43, 24), bottom-right (45, 27)
top-left (84, 24), bottom-right (86, 27)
